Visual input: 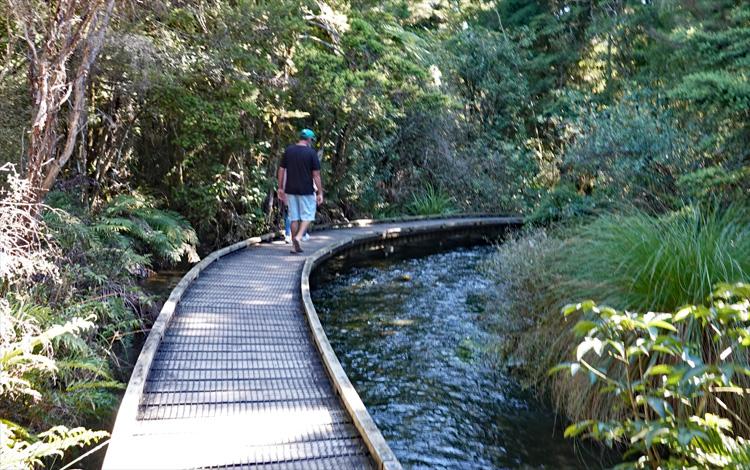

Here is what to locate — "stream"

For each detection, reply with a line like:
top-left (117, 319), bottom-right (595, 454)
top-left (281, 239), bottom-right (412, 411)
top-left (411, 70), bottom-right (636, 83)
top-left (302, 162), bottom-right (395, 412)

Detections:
top-left (312, 245), bottom-right (604, 469)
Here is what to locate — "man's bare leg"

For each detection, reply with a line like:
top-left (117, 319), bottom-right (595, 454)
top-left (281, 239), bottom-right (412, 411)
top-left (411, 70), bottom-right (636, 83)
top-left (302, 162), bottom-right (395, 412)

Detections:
top-left (294, 220), bottom-right (311, 241)
top-left (289, 220), bottom-right (301, 253)
top-left (291, 220), bottom-right (299, 239)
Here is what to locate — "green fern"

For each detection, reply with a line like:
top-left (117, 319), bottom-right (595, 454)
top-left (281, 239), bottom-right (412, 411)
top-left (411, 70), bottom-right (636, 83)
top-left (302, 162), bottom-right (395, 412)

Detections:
top-left (1, 302), bottom-right (107, 468)
top-left (1, 422), bottom-right (108, 469)
top-left (100, 194), bottom-right (199, 265)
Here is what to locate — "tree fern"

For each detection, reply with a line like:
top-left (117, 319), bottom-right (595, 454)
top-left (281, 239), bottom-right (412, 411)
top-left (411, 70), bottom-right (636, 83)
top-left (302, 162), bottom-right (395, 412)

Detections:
top-left (99, 194), bottom-right (199, 265)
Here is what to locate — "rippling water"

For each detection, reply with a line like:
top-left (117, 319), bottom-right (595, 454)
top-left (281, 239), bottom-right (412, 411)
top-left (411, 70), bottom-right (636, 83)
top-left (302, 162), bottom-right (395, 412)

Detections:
top-left (312, 246), bottom-right (602, 469)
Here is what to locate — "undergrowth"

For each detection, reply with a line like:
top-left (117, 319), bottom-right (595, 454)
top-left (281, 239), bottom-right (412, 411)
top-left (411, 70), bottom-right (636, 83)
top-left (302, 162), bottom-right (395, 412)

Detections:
top-left (485, 203), bottom-right (750, 463)
top-left (556, 283), bottom-right (750, 468)
top-left (1, 172), bottom-right (199, 468)
top-left (406, 183), bottom-right (455, 216)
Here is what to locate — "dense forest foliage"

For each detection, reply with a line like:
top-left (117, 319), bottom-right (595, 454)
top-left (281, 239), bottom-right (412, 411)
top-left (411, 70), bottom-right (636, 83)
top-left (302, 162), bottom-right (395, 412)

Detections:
top-left (1, 0), bottom-right (749, 468)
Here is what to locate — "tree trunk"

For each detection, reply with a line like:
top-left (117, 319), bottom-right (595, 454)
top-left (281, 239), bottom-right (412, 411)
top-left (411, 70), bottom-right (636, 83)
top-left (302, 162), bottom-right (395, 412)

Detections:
top-left (9, 0), bottom-right (115, 203)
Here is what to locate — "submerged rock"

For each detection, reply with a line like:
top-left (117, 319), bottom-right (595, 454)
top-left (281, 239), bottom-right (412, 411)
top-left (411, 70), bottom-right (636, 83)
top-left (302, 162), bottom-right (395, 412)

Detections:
top-left (387, 318), bottom-right (415, 327)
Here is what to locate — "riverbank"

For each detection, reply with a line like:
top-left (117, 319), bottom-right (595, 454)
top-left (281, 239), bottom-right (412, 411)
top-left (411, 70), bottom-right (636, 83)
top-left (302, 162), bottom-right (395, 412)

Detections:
top-left (482, 204), bottom-right (750, 467)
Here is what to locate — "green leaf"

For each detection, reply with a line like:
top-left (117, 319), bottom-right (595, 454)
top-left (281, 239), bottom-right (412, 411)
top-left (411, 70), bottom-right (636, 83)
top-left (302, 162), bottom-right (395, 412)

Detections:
top-left (645, 364), bottom-right (672, 376)
top-left (564, 420), bottom-right (595, 438)
top-left (573, 320), bottom-right (597, 336)
top-left (677, 427), bottom-right (699, 447)
top-left (577, 337), bottom-right (603, 361)
top-left (674, 306), bottom-right (692, 322)
top-left (681, 365), bottom-right (709, 385)
top-left (562, 303), bottom-right (579, 316)
top-left (644, 425), bottom-right (669, 447)
top-left (636, 395), bottom-right (670, 419)
top-left (648, 320), bottom-right (677, 332)
top-left (606, 339), bottom-right (626, 358)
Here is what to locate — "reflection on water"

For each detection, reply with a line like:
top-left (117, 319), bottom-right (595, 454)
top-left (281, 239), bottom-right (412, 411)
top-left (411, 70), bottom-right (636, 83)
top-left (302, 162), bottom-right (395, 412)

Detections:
top-left (141, 270), bottom-right (187, 299)
top-left (312, 246), bottom-right (604, 469)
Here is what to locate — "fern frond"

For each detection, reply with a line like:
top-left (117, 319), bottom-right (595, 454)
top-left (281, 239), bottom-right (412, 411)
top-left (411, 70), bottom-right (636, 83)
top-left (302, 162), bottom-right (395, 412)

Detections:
top-left (1, 419), bottom-right (107, 469)
top-left (66, 380), bottom-right (125, 392)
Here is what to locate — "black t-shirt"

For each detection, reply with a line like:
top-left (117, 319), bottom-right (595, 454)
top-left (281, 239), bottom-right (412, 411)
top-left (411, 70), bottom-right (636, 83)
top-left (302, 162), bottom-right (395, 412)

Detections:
top-left (280, 144), bottom-right (321, 195)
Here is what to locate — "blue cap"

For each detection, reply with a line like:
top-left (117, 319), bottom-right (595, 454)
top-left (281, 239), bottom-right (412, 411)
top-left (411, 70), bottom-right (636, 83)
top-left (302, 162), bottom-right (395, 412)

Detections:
top-left (299, 128), bottom-right (316, 141)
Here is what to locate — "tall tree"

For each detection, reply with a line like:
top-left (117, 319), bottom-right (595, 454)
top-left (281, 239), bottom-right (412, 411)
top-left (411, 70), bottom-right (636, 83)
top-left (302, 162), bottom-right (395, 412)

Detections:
top-left (7, 0), bottom-right (114, 201)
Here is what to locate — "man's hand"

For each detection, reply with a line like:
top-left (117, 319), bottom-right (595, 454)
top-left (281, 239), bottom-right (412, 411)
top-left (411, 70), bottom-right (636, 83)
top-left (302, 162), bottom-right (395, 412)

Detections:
top-left (312, 170), bottom-right (323, 205)
top-left (277, 188), bottom-right (286, 203)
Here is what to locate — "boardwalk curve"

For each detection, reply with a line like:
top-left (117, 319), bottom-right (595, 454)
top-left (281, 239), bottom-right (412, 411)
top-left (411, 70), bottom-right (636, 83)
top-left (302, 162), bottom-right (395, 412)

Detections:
top-left (103, 216), bottom-right (521, 470)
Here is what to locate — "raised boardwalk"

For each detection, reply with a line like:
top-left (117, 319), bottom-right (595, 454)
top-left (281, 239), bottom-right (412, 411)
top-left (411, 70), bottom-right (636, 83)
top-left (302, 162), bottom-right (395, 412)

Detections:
top-left (103, 217), bottom-right (520, 470)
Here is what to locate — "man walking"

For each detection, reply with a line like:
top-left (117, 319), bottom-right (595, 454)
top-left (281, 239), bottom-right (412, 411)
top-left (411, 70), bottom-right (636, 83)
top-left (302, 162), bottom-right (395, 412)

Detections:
top-left (277, 128), bottom-right (323, 254)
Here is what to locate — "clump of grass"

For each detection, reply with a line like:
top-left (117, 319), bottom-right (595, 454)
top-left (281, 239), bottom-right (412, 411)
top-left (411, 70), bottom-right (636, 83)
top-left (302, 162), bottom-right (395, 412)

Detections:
top-left (561, 203), bottom-right (750, 312)
top-left (483, 229), bottom-right (615, 424)
top-left (405, 183), bottom-right (455, 216)
top-left (485, 203), bottom-right (750, 431)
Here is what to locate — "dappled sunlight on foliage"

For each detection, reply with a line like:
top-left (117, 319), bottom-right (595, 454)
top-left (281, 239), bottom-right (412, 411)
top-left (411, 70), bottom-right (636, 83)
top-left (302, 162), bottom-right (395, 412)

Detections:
top-left (0, 165), bottom-right (59, 292)
top-left (0, 188), bottom-right (109, 467)
top-left (555, 283), bottom-right (750, 468)
top-left (1, 174), bottom-right (197, 466)
top-left (0, 0), bottom-right (748, 467)
top-left (560, 205), bottom-right (750, 312)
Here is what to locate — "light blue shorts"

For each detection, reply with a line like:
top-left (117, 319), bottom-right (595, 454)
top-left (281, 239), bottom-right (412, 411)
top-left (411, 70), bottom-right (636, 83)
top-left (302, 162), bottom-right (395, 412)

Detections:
top-left (287, 194), bottom-right (316, 222)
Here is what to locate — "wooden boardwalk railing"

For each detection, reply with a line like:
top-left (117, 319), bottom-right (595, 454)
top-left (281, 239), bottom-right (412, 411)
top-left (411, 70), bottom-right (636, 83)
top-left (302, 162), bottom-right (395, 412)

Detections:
top-left (103, 216), bottom-right (522, 470)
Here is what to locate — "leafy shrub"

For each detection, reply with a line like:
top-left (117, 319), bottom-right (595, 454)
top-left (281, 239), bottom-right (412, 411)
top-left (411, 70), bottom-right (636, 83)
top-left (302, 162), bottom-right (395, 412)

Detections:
top-left (558, 98), bottom-right (696, 215)
top-left (555, 283), bottom-right (750, 468)
top-left (677, 166), bottom-right (750, 204)
top-left (171, 165), bottom-right (267, 249)
top-left (445, 26), bottom-right (531, 139)
top-left (528, 182), bottom-right (598, 226)
top-left (430, 138), bottom-right (538, 215)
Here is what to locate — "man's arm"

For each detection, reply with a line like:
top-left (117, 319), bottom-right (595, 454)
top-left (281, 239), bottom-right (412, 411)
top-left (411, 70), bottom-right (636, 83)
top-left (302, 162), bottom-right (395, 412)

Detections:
top-left (312, 170), bottom-right (324, 205)
top-left (277, 166), bottom-right (286, 202)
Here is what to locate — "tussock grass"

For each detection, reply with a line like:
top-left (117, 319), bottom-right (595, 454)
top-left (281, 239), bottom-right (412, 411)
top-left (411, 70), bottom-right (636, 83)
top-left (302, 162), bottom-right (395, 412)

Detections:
top-left (406, 183), bottom-right (455, 216)
top-left (561, 204), bottom-right (750, 312)
top-left (484, 229), bottom-right (620, 425)
top-left (486, 203), bottom-right (750, 433)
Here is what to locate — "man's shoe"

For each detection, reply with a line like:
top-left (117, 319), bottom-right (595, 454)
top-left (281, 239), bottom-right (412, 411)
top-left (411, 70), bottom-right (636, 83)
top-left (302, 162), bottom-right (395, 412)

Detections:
top-left (302, 233), bottom-right (310, 241)
top-left (284, 234), bottom-right (291, 244)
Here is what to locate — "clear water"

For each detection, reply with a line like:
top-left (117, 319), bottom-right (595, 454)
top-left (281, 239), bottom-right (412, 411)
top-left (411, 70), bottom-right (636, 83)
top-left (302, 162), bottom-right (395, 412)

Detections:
top-left (141, 269), bottom-right (186, 299)
top-left (312, 246), bottom-right (604, 469)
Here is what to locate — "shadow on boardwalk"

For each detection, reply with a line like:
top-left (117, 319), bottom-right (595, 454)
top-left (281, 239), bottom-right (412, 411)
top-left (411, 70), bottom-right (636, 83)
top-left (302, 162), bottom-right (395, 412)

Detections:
top-left (103, 217), bottom-right (521, 470)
